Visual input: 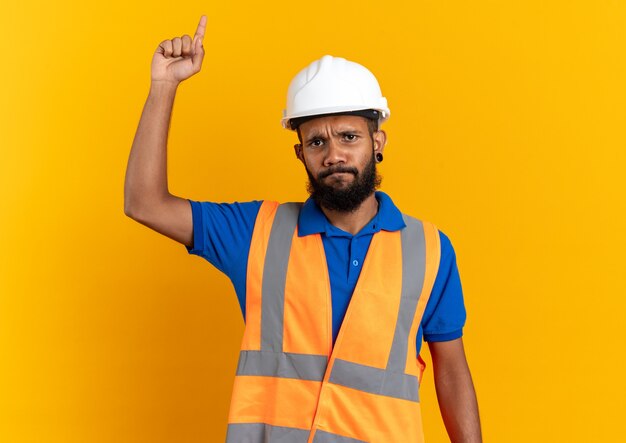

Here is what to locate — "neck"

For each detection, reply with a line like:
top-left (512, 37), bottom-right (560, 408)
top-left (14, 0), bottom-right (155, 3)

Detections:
top-left (320, 193), bottom-right (379, 235)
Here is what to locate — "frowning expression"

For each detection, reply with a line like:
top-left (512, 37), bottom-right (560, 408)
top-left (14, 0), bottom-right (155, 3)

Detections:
top-left (294, 114), bottom-right (387, 212)
top-left (294, 115), bottom-right (385, 187)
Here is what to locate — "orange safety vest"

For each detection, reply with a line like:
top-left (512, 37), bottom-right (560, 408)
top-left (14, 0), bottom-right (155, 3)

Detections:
top-left (226, 201), bottom-right (441, 443)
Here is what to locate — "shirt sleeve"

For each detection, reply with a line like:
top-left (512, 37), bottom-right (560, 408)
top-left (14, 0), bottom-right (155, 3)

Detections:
top-left (184, 199), bottom-right (262, 278)
top-left (421, 229), bottom-right (467, 342)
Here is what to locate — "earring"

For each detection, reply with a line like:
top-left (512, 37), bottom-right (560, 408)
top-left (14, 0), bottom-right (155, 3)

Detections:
top-left (375, 152), bottom-right (383, 163)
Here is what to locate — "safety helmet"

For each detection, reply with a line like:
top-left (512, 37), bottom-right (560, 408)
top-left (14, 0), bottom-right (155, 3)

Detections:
top-left (281, 55), bottom-right (390, 131)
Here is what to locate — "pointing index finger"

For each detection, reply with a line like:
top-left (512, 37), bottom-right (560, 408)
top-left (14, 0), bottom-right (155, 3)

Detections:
top-left (195, 15), bottom-right (207, 41)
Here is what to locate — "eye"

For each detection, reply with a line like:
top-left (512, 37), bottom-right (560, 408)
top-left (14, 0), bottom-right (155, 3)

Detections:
top-left (309, 139), bottom-right (324, 147)
top-left (344, 134), bottom-right (357, 141)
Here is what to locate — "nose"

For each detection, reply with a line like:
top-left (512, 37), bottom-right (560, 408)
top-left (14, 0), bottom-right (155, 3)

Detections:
top-left (322, 138), bottom-right (346, 167)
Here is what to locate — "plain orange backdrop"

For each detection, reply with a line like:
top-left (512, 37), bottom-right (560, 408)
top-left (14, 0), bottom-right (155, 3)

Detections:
top-left (1, 1), bottom-right (625, 442)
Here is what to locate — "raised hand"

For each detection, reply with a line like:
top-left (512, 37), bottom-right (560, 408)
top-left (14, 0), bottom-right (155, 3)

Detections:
top-left (151, 15), bottom-right (207, 85)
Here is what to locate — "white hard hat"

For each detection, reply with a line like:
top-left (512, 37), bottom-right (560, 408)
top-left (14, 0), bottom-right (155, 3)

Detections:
top-left (281, 55), bottom-right (390, 131)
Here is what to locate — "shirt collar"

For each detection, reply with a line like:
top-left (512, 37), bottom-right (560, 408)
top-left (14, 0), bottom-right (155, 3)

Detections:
top-left (297, 191), bottom-right (406, 238)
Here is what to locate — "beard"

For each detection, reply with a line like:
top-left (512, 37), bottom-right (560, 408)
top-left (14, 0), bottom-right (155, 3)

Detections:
top-left (305, 151), bottom-right (382, 213)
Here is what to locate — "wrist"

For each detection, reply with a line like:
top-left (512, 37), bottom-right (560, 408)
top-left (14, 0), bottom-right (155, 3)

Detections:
top-left (149, 80), bottom-right (179, 96)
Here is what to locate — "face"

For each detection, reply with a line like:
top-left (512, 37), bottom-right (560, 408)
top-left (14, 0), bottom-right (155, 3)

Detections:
top-left (294, 115), bottom-right (387, 212)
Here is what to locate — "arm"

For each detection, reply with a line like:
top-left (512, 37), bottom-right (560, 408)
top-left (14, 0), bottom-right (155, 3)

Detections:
top-left (428, 337), bottom-right (482, 443)
top-left (123, 15), bottom-right (207, 247)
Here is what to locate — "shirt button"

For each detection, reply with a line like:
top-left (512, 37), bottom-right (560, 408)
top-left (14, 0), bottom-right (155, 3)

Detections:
top-left (352, 260), bottom-right (359, 267)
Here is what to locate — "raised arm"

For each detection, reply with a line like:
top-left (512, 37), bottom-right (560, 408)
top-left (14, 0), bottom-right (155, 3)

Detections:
top-left (124, 15), bottom-right (207, 247)
top-left (428, 337), bottom-right (482, 442)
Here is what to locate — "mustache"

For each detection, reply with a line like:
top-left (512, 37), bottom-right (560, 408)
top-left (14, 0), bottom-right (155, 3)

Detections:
top-left (318, 166), bottom-right (359, 180)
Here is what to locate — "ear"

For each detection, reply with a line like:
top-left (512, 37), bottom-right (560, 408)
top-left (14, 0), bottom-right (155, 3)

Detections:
top-left (294, 143), bottom-right (305, 164)
top-left (373, 129), bottom-right (387, 156)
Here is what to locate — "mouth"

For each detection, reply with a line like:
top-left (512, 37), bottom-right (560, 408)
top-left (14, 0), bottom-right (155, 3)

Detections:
top-left (322, 172), bottom-right (355, 184)
top-left (319, 168), bottom-right (357, 180)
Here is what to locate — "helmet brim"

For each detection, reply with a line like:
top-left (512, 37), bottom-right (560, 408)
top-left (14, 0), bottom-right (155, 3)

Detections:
top-left (287, 109), bottom-right (382, 131)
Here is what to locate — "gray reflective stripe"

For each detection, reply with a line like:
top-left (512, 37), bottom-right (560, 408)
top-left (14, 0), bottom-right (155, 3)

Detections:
top-left (236, 350), bottom-right (328, 381)
top-left (226, 423), bottom-right (309, 443)
top-left (226, 424), bottom-right (365, 443)
top-left (328, 216), bottom-right (426, 403)
top-left (313, 429), bottom-right (368, 443)
top-left (329, 358), bottom-right (419, 402)
top-left (387, 214), bottom-right (425, 373)
top-left (261, 203), bottom-right (301, 352)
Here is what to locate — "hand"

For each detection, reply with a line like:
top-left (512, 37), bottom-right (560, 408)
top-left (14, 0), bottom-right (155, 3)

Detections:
top-left (151, 15), bottom-right (207, 85)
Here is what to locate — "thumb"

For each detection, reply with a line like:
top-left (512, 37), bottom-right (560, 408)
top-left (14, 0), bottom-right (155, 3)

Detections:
top-left (192, 36), bottom-right (204, 70)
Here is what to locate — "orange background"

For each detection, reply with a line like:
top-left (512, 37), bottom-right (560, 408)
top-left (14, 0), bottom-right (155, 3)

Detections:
top-left (1, 1), bottom-right (625, 441)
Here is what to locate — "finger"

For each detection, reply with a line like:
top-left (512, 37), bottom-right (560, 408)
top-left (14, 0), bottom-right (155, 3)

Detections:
top-left (194, 15), bottom-right (207, 42)
top-left (192, 36), bottom-right (204, 71)
top-left (172, 37), bottom-right (183, 57)
top-left (157, 39), bottom-right (168, 55)
top-left (181, 34), bottom-right (192, 56)
top-left (161, 39), bottom-right (173, 57)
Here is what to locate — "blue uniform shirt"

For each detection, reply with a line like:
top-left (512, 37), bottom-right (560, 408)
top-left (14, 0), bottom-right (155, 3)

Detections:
top-left (185, 191), bottom-right (466, 355)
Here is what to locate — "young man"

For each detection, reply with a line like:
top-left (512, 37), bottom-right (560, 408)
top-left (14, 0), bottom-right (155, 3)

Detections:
top-left (125, 15), bottom-right (482, 443)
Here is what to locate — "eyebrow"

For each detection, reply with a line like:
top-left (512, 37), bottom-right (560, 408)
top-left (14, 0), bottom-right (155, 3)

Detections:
top-left (304, 128), bottom-right (364, 144)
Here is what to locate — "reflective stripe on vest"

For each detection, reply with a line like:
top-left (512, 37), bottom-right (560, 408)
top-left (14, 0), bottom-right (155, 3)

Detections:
top-left (235, 202), bottom-right (329, 382)
top-left (227, 201), bottom-right (441, 443)
top-left (226, 423), bottom-right (367, 443)
top-left (328, 213), bottom-right (426, 402)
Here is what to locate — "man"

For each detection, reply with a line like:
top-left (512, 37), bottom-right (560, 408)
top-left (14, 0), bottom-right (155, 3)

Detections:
top-left (124, 15), bottom-right (482, 443)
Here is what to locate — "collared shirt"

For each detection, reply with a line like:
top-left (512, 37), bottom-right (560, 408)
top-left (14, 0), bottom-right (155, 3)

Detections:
top-left (185, 191), bottom-right (466, 355)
